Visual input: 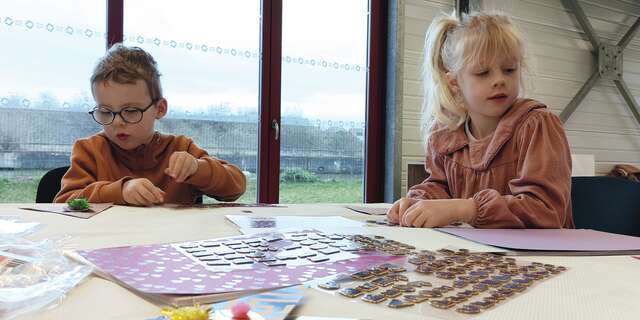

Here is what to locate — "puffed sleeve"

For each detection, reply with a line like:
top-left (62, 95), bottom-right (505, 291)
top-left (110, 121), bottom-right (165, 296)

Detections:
top-left (470, 111), bottom-right (573, 228)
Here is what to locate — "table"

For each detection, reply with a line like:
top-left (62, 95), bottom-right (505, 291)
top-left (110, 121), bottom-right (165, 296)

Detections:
top-left (7, 204), bottom-right (640, 320)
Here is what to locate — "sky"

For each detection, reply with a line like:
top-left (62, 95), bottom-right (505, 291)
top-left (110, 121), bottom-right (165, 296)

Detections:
top-left (0, 0), bottom-right (369, 124)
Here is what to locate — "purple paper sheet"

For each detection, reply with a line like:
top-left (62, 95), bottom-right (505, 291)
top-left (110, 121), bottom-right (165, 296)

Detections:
top-left (437, 228), bottom-right (640, 252)
top-left (79, 241), bottom-right (399, 295)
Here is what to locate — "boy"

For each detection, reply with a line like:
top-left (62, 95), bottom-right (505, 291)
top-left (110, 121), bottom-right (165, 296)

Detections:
top-left (54, 44), bottom-right (246, 205)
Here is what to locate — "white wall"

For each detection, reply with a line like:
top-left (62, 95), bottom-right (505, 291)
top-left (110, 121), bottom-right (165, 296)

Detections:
top-left (396, 0), bottom-right (640, 195)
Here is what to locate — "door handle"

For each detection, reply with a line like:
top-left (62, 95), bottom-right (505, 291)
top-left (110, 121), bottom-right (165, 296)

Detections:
top-left (271, 119), bottom-right (280, 141)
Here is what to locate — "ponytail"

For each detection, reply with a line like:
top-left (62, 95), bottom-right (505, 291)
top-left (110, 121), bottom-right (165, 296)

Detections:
top-left (422, 12), bottom-right (466, 139)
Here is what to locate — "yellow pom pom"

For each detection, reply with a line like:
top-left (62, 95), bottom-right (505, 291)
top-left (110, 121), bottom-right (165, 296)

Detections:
top-left (160, 304), bottom-right (210, 320)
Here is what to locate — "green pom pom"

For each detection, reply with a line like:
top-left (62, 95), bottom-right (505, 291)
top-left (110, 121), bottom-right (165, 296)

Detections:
top-left (67, 197), bottom-right (90, 210)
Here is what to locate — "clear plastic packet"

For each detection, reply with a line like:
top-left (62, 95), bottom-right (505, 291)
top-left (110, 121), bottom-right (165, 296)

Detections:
top-left (0, 236), bottom-right (92, 319)
top-left (0, 215), bottom-right (41, 237)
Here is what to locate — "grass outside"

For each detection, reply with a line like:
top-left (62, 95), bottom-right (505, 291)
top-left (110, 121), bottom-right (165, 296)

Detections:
top-left (0, 170), bottom-right (363, 204)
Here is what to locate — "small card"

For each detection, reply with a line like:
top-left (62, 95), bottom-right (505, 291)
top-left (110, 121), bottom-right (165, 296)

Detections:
top-left (175, 202), bottom-right (287, 209)
top-left (211, 285), bottom-right (304, 320)
top-left (20, 203), bottom-right (113, 219)
top-left (226, 215), bottom-right (364, 230)
top-left (345, 205), bottom-right (390, 216)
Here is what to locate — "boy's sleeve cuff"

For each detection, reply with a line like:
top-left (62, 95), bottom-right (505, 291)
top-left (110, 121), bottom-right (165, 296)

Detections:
top-left (99, 176), bottom-right (133, 204)
top-left (185, 159), bottom-right (213, 188)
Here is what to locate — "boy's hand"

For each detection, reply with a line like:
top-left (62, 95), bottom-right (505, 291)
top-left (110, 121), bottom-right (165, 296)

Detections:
top-left (122, 178), bottom-right (165, 206)
top-left (387, 198), bottom-right (476, 228)
top-left (164, 151), bottom-right (198, 183)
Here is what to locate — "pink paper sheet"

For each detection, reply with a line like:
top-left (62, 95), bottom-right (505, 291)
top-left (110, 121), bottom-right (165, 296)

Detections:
top-left (437, 228), bottom-right (640, 252)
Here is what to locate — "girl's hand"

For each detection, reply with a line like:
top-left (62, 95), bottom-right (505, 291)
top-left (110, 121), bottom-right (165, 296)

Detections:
top-left (388, 198), bottom-right (477, 228)
top-left (165, 151), bottom-right (199, 183)
top-left (122, 178), bottom-right (165, 206)
top-left (387, 198), bottom-right (420, 224)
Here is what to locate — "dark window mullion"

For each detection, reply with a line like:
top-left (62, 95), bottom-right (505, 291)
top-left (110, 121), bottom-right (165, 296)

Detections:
top-left (258, 0), bottom-right (283, 203)
top-left (106, 0), bottom-right (123, 48)
top-left (364, 0), bottom-right (387, 203)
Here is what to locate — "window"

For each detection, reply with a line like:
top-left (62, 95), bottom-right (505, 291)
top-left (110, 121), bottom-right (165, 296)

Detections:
top-left (0, 1), bottom-right (105, 202)
top-left (279, 0), bottom-right (369, 203)
top-left (124, 0), bottom-right (262, 202)
top-left (0, 1), bottom-right (383, 204)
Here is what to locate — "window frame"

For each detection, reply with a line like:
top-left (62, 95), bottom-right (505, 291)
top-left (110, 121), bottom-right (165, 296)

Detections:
top-left (106, 0), bottom-right (386, 204)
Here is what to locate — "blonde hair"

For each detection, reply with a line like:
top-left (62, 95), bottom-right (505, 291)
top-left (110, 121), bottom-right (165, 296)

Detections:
top-left (90, 43), bottom-right (163, 100)
top-left (422, 11), bottom-right (525, 134)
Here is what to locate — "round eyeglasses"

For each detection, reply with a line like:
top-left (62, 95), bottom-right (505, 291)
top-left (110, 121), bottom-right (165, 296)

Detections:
top-left (89, 100), bottom-right (157, 125)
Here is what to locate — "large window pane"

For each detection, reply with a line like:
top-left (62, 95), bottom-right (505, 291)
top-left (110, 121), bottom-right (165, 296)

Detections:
top-left (280, 0), bottom-right (368, 203)
top-left (0, 1), bottom-right (105, 202)
top-left (124, 0), bottom-right (261, 203)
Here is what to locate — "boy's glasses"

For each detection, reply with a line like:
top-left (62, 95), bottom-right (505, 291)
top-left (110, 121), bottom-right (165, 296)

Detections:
top-left (89, 100), bottom-right (157, 125)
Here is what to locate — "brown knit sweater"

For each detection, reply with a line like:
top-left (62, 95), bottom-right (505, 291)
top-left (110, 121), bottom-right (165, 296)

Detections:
top-left (54, 132), bottom-right (246, 204)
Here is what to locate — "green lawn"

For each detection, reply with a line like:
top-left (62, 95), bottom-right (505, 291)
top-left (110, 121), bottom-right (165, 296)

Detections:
top-left (0, 177), bottom-right (42, 202)
top-left (0, 171), bottom-right (363, 204)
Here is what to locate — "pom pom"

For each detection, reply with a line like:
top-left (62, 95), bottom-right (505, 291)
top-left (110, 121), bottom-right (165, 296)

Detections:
top-left (160, 304), bottom-right (209, 320)
top-left (231, 301), bottom-right (251, 319)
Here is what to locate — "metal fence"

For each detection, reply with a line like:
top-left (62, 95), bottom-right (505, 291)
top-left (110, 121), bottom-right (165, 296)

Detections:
top-left (0, 107), bottom-right (364, 173)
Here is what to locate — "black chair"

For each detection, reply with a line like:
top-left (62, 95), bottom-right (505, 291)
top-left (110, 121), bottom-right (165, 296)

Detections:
top-left (36, 166), bottom-right (69, 203)
top-left (35, 165), bottom-right (204, 204)
top-left (572, 176), bottom-right (640, 237)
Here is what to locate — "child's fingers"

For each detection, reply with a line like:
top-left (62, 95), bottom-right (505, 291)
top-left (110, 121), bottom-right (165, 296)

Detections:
top-left (386, 202), bottom-right (400, 223)
top-left (398, 199), bottom-right (414, 226)
top-left (129, 191), bottom-right (146, 206)
top-left (179, 155), bottom-right (197, 182)
top-left (150, 186), bottom-right (165, 203)
top-left (165, 153), bottom-right (179, 177)
top-left (401, 205), bottom-right (416, 226)
top-left (166, 152), bottom-right (195, 182)
top-left (137, 179), bottom-right (161, 203)
top-left (145, 181), bottom-right (166, 204)
top-left (175, 160), bottom-right (191, 182)
top-left (406, 205), bottom-right (428, 228)
top-left (401, 201), bottom-right (424, 227)
top-left (137, 185), bottom-right (158, 205)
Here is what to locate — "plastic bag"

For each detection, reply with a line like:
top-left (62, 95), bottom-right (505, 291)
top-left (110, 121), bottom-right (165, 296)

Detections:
top-left (0, 237), bottom-right (92, 319)
top-left (0, 215), bottom-right (41, 237)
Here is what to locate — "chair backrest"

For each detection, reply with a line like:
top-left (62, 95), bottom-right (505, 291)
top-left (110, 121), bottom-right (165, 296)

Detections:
top-left (36, 166), bottom-right (70, 203)
top-left (572, 176), bottom-right (640, 237)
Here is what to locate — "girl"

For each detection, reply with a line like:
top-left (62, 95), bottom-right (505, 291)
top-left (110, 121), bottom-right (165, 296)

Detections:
top-left (387, 12), bottom-right (573, 229)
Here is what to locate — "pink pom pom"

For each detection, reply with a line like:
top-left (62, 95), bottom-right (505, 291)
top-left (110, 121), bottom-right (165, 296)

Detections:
top-left (231, 301), bottom-right (251, 319)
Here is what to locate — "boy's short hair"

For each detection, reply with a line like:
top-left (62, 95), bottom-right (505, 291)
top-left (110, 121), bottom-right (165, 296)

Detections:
top-left (91, 44), bottom-right (163, 100)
